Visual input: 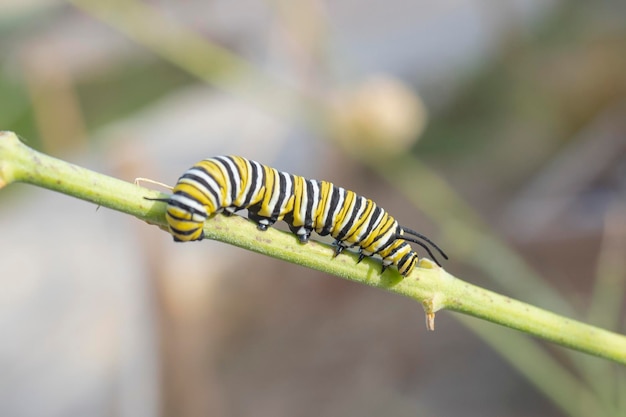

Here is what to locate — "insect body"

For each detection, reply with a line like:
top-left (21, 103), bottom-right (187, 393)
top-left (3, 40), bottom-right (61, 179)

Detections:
top-left (151, 156), bottom-right (447, 276)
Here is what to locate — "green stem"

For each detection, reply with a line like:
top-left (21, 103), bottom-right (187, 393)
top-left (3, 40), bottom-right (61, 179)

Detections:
top-left (445, 278), bottom-right (625, 361)
top-left (2, 130), bottom-right (626, 371)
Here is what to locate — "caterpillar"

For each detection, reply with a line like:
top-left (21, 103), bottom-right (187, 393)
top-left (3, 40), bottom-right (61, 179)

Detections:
top-left (149, 156), bottom-right (447, 276)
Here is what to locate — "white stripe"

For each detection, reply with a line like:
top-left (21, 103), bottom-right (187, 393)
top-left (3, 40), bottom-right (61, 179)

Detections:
top-left (339, 196), bottom-right (366, 242)
top-left (318, 182), bottom-right (333, 228)
top-left (334, 191), bottom-right (355, 234)
top-left (267, 168), bottom-right (283, 213)
top-left (212, 157), bottom-right (236, 207)
top-left (250, 160), bottom-right (265, 203)
top-left (298, 179), bottom-right (309, 225)
top-left (223, 157), bottom-right (241, 203)
top-left (183, 167), bottom-right (221, 208)
top-left (237, 158), bottom-right (253, 206)
top-left (170, 194), bottom-right (207, 221)
top-left (329, 187), bottom-right (346, 235)
top-left (309, 180), bottom-right (320, 226)
top-left (372, 227), bottom-right (396, 252)
top-left (279, 172), bottom-right (293, 215)
top-left (179, 169), bottom-right (221, 209)
top-left (356, 204), bottom-right (384, 241)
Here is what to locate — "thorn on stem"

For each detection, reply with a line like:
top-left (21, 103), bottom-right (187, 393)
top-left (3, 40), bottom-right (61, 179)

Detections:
top-left (426, 312), bottom-right (436, 331)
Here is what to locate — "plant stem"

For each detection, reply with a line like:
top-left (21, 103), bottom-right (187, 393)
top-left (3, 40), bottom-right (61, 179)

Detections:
top-left (1, 130), bottom-right (626, 368)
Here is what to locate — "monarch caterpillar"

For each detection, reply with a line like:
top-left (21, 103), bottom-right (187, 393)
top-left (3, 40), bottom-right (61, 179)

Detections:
top-left (149, 156), bottom-right (447, 276)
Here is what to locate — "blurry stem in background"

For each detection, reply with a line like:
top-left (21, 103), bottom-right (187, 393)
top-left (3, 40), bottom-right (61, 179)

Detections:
top-left (1, 131), bottom-right (626, 417)
top-left (67, 0), bottom-right (307, 117)
top-left (266, 0), bottom-right (331, 87)
top-left (20, 46), bottom-right (88, 154)
top-left (455, 316), bottom-right (616, 417)
top-left (589, 200), bottom-right (626, 334)
top-left (583, 200), bottom-right (626, 408)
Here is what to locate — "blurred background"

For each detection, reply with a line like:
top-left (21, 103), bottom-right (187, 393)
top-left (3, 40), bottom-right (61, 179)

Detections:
top-left (1, 0), bottom-right (625, 416)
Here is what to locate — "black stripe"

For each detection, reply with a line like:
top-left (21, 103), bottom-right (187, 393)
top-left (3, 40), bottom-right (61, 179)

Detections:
top-left (320, 186), bottom-right (341, 235)
top-left (166, 210), bottom-right (192, 222)
top-left (184, 166), bottom-right (220, 206)
top-left (229, 156), bottom-right (245, 207)
top-left (170, 225), bottom-right (199, 237)
top-left (167, 191), bottom-right (207, 218)
top-left (304, 180), bottom-right (317, 228)
top-left (359, 205), bottom-right (382, 241)
top-left (271, 171), bottom-right (289, 219)
top-left (385, 241), bottom-right (404, 258)
top-left (374, 235), bottom-right (395, 254)
top-left (242, 160), bottom-right (260, 207)
top-left (369, 215), bottom-right (395, 248)
top-left (336, 195), bottom-right (362, 241)
top-left (344, 198), bottom-right (373, 242)
top-left (216, 156), bottom-right (238, 203)
top-left (398, 251), bottom-right (413, 269)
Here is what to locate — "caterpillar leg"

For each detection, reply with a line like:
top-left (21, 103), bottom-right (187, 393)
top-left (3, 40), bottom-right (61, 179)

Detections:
top-left (356, 249), bottom-right (374, 264)
top-left (223, 206), bottom-right (238, 216)
top-left (247, 212), bottom-right (277, 231)
top-left (288, 224), bottom-right (313, 243)
top-left (381, 260), bottom-right (393, 274)
top-left (332, 240), bottom-right (348, 258)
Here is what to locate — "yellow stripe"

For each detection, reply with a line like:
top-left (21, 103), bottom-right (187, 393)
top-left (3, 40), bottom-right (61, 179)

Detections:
top-left (257, 164), bottom-right (277, 217)
top-left (331, 190), bottom-right (355, 236)
top-left (229, 156), bottom-right (249, 207)
top-left (343, 199), bottom-right (375, 243)
top-left (174, 181), bottom-right (214, 211)
top-left (281, 177), bottom-right (295, 220)
top-left (315, 180), bottom-right (332, 229)
top-left (197, 159), bottom-right (229, 203)
top-left (291, 175), bottom-right (305, 226)
top-left (360, 213), bottom-right (394, 249)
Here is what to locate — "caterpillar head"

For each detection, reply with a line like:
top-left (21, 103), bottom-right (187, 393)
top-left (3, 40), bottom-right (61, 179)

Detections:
top-left (147, 193), bottom-right (208, 242)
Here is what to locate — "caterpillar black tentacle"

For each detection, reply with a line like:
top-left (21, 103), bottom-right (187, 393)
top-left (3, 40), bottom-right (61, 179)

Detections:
top-left (395, 234), bottom-right (442, 267)
top-left (151, 156), bottom-right (447, 277)
top-left (399, 226), bottom-right (449, 261)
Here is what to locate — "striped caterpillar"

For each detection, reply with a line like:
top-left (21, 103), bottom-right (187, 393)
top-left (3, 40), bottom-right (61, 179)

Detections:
top-left (150, 156), bottom-right (447, 276)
